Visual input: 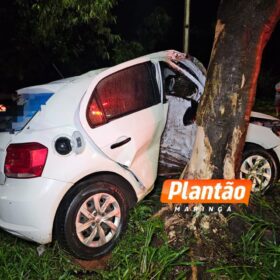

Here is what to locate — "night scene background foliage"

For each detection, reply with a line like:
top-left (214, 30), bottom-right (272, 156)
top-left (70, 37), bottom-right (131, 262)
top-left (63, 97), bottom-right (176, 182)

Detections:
top-left (0, 0), bottom-right (279, 101)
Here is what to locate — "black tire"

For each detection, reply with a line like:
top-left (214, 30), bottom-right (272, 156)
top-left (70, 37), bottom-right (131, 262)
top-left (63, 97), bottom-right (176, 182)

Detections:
top-left (240, 145), bottom-right (279, 193)
top-left (55, 175), bottom-right (129, 260)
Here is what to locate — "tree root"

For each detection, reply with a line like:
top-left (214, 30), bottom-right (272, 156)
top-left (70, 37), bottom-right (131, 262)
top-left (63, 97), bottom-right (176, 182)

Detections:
top-left (156, 203), bottom-right (230, 279)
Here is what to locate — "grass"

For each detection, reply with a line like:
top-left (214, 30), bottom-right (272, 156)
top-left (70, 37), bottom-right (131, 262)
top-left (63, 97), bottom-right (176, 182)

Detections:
top-left (1, 183), bottom-right (280, 279)
top-left (208, 184), bottom-right (280, 280)
top-left (0, 189), bottom-right (190, 280)
top-left (0, 234), bottom-right (75, 280)
top-left (96, 204), bottom-right (190, 280)
top-left (1, 188), bottom-right (280, 279)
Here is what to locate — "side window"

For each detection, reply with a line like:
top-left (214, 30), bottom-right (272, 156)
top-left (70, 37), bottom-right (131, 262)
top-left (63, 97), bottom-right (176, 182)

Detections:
top-left (160, 62), bottom-right (198, 100)
top-left (87, 62), bottom-right (160, 127)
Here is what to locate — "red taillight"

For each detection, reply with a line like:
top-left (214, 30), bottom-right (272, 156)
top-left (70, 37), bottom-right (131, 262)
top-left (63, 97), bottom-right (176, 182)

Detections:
top-left (4, 143), bottom-right (48, 178)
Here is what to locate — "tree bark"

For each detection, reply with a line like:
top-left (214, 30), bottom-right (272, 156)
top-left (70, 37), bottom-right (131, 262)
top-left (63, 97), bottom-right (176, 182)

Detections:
top-left (185, 0), bottom-right (280, 180)
top-left (162, 2), bottom-right (280, 278)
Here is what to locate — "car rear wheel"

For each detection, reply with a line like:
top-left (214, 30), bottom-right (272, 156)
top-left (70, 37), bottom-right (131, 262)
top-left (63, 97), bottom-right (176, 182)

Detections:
top-left (240, 146), bottom-right (279, 193)
top-left (55, 176), bottom-right (129, 260)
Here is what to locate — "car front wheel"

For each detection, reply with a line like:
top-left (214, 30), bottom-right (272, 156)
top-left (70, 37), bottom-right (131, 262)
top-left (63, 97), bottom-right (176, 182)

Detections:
top-left (240, 145), bottom-right (279, 193)
top-left (55, 176), bottom-right (129, 260)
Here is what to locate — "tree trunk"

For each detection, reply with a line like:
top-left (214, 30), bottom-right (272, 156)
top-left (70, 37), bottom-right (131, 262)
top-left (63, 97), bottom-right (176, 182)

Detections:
top-left (185, 0), bottom-right (280, 180)
top-left (159, 1), bottom-right (280, 278)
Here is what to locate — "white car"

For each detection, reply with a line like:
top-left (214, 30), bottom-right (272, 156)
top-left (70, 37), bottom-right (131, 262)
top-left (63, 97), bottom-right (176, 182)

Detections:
top-left (0, 50), bottom-right (279, 260)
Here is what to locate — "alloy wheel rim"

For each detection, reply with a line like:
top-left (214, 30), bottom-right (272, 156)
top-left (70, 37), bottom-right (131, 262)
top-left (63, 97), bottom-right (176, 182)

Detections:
top-left (75, 193), bottom-right (121, 248)
top-left (240, 155), bottom-right (272, 192)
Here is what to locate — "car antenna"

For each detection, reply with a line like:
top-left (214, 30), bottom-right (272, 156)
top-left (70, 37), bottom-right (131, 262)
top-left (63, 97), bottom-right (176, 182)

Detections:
top-left (52, 63), bottom-right (64, 79)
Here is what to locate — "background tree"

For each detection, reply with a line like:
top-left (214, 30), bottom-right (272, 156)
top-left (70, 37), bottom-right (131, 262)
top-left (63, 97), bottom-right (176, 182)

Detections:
top-left (112, 6), bottom-right (172, 64)
top-left (0, 0), bottom-right (177, 93)
top-left (0, 0), bottom-right (119, 91)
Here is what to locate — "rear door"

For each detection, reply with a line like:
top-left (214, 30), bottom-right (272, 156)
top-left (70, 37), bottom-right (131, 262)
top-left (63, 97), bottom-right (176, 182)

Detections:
top-left (79, 60), bottom-right (168, 187)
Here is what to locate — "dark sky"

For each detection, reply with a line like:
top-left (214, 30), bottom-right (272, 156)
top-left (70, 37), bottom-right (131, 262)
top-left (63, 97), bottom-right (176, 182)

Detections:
top-left (114, 0), bottom-right (185, 51)
top-left (115, 0), bottom-right (218, 65)
top-left (115, 0), bottom-right (280, 98)
top-left (0, 0), bottom-right (279, 97)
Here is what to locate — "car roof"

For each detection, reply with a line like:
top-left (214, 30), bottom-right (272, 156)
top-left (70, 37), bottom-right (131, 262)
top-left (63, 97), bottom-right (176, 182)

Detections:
top-left (16, 68), bottom-right (107, 95)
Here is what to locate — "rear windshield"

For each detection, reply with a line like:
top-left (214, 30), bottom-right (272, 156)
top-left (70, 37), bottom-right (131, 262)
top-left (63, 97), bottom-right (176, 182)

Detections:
top-left (0, 93), bottom-right (53, 132)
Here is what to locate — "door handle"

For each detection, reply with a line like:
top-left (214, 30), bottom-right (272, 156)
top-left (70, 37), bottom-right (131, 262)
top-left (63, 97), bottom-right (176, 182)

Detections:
top-left (110, 137), bottom-right (131, 149)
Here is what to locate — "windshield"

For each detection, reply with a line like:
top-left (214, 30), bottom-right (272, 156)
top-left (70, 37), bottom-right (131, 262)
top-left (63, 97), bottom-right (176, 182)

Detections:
top-left (0, 93), bottom-right (53, 132)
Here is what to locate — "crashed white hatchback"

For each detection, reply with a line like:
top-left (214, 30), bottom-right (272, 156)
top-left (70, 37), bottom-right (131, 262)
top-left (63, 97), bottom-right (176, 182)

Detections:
top-left (0, 50), bottom-right (279, 260)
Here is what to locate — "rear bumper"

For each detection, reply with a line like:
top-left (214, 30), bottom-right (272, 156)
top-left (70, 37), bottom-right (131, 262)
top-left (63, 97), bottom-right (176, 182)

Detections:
top-left (0, 177), bottom-right (71, 244)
